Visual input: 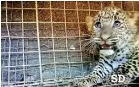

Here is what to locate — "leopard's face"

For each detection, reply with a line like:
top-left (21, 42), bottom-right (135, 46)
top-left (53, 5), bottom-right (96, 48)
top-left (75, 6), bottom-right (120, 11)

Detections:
top-left (92, 7), bottom-right (134, 51)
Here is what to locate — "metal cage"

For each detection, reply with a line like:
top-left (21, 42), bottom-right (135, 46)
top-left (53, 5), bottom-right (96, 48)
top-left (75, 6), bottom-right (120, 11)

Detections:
top-left (1, 1), bottom-right (139, 87)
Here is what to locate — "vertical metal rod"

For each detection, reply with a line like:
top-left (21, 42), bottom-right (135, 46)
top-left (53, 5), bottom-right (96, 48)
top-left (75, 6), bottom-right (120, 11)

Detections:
top-left (50, 1), bottom-right (57, 80)
top-left (75, 1), bottom-right (84, 76)
top-left (64, 1), bottom-right (71, 78)
top-left (121, 1), bottom-right (123, 9)
top-left (132, 1), bottom-right (134, 11)
top-left (6, 1), bottom-right (11, 85)
top-left (111, 1), bottom-right (114, 6)
top-left (88, 1), bottom-right (90, 16)
top-left (35, 1), bottom-right (43, 83)
top-left (21, 1), bottom-right (26, 85)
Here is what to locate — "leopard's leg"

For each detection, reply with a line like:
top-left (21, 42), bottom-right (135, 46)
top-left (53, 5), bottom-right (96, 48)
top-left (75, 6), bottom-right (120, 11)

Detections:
top-left (73, 55), bottom-right (116, 87)
top-left (116, 53), bottom-right (139, 84)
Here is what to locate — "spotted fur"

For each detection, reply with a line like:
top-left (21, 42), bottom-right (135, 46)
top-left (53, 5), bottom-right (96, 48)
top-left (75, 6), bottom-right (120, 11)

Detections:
top-left (73, 6), bottom-right (139, 87)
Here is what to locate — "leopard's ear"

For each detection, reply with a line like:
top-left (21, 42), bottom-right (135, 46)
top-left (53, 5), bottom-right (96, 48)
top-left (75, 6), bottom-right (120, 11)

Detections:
top-left (85, 16), bottom-right (94, 34)
top-left (127, 12), bottom-right (139, 33)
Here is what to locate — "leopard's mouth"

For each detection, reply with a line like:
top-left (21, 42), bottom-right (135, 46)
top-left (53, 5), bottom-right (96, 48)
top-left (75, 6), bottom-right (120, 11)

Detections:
top-left (101, 43), bottom-right (111, 49)
top-left (94, 37), bottom-right (118, 50)
top-left (100, 43), bottom-right (116, 50)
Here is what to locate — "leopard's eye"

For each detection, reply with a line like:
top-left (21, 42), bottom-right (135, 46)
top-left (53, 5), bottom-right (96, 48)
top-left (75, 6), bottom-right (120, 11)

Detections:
top-left (95, 22), bottom-right (101, 28)
top-left (113, 20), bottom-right (121, 28)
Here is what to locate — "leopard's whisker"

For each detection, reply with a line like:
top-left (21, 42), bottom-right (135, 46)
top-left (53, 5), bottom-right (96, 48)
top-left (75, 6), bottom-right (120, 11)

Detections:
top-left (82, 41), bottom-right (93, 49)
top-left (82, 41), bottom-right (97, 52)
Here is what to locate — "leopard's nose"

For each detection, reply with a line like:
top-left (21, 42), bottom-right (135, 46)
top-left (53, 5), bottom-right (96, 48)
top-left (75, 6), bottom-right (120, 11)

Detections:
top-left (100, 34), bottom-right (110, 41)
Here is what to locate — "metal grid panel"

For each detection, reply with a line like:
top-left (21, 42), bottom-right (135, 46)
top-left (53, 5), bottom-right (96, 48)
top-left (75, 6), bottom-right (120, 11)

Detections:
top-left (1, 1), bottom-right (138, 87)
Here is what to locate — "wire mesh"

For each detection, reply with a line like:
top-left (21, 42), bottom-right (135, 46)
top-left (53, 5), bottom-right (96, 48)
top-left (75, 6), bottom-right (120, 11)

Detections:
top-left (1, 1), bottom-right (139, 87)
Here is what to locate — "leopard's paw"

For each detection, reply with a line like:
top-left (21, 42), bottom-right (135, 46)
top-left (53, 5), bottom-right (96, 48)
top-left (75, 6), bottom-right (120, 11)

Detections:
top-left (71, 77), bottom-right (94, 87)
